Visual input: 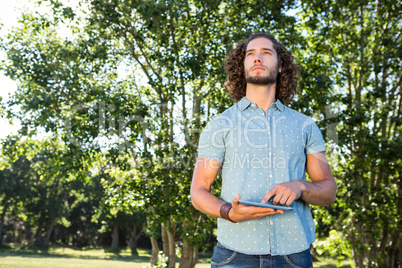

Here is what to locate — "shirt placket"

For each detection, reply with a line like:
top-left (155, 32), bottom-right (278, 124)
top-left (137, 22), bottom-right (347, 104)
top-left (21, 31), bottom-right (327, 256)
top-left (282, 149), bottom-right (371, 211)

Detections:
top-left (252, 104), bottom-right (273, 254)
top-left (266, 108), bottom-right (277, 254)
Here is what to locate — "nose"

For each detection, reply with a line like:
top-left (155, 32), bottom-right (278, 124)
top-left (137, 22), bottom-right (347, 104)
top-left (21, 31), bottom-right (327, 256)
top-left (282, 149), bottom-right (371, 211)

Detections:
top-left (253, 53), bottom-right (263, 64)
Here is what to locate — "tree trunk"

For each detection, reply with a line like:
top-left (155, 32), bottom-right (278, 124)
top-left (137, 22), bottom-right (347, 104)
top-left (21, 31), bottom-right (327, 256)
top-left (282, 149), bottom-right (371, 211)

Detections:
top-left (129, 225), bottom-right (142, 255)
top-left (150, 236), bottom-right (159, 266)
top-left (167, 229), bottom-right (176, 268)
top-left (161, 223), bottom-right (170, 257)
top-left (165, 219), bottom-right (176, 268)
top-left (24, 221), bottom-right (32, 243)
top-left (382, 230), bottom-right (399, 268)
top-left (129, 238), bottom-right (138, 255)
top-left (179, 240), bottom-right (192, 268)
top-left (111, 224), bottom-right (119, 250)
top-left (399, 241), bottom-right (402, 268)
top-left (191, 249), bottom-right (198, 268)
top-left (34, 226), bottom-right (43, 246)
top-left (42, 221), bottom-right (54, 247)
top-left (0, 201), bottom-right (8, 245)
top-left (179, 239), bottom-right (198, 268)
top-left (0, 221), bottom-right (4, 245)
top-left (350, 228), bottom-right (364, 268)
top-left (352, 249), bottom-right (363, 268)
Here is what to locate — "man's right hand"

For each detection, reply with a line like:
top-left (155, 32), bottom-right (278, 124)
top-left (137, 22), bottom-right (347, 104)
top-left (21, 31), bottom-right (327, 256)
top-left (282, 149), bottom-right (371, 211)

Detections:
top-left (229, 194), bottom-right (284, 223)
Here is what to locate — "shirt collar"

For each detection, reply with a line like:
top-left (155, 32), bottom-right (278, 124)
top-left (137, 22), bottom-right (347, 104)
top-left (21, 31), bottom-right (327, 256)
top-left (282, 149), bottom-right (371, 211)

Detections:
top-left (274, 99), bottom-right (285, 112)
top-left (238, 97), bottom-right (253, 111)
top-left (238, 97), bottom-right (285, 112)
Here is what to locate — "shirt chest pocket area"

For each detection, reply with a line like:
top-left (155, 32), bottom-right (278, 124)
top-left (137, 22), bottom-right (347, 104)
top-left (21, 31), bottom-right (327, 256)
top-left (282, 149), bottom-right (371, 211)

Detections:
top-left (277, 129), bottom-right (305, 157)
top-left (234, 122), bottom-right (268, 149)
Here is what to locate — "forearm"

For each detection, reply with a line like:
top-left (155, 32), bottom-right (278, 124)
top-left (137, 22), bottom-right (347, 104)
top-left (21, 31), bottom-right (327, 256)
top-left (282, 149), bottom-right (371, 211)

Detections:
top-left (299, 178), bottom-right (337, 206)
top-left (190, 187), bottom-right (225, 218)
top-left (300, 152), bottom-right (337, 206)
top-left (191, 158), bottom-right (226, 218)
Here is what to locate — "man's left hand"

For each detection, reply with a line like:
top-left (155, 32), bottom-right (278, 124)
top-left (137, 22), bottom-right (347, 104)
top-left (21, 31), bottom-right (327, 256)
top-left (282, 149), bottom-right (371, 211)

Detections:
top-left (261, 181), bottom-right (306, 206)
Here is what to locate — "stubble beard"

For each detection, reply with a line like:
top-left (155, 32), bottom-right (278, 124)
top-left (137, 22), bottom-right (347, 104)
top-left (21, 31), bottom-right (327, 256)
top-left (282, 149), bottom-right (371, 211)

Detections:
top-left (245, 65), bottom-right (279, 86)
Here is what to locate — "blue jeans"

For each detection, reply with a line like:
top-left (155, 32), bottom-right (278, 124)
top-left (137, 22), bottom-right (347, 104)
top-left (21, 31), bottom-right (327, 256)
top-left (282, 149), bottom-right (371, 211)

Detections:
top-left (211, 242), bottom-right (313, 268)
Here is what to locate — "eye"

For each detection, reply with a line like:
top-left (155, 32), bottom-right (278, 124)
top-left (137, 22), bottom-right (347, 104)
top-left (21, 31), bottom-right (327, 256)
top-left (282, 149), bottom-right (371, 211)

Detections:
top-left (264, 51), bottom-right (271, 55)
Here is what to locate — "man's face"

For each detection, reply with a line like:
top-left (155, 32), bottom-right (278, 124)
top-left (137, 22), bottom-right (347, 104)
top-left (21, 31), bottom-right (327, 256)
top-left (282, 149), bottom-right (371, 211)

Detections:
top-left (244, 37), bottom-right (281, 86)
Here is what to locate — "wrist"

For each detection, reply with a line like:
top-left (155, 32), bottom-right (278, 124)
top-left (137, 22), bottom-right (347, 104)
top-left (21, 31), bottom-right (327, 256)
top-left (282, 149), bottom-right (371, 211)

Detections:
top-left (220, 203), bottom-right (236, 223)
top-left (299, 180), bottom-right (307, 191)
top-left (298, 180), bottom-right (308, 199)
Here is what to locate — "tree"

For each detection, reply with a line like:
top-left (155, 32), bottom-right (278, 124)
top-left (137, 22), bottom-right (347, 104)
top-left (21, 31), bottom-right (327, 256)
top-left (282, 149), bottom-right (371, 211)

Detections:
top-left (0, 136), bottom-right (34, 245)
top-left (91, 157), bottom-right (146, 254)
top-left (63, 177), bottom-right (104, 248)
top-left (300, 0), bottom-right (401, 266)
top-left (0, 136), bottom-right (88, 247)
top-left (87, 0), bottom-right (302, 266)
top-left (1, 3), bottom-right (147, 250)
top-left (2, 0), bottom-right (305, 266)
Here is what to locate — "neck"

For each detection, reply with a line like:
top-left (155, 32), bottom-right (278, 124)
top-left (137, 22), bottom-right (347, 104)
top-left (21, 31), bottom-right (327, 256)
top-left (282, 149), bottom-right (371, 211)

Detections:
top-left (245, 83), bottom-right (277, 113)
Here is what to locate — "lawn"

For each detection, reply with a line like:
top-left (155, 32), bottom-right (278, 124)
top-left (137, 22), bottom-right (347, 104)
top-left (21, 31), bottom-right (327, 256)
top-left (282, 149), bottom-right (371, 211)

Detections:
top-left (0, 244), bottom-right (352, 268)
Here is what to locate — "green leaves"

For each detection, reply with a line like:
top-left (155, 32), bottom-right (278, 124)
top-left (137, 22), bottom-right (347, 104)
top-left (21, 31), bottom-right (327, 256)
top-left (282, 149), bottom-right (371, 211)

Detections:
top-left (301, 0), bottom-right (401, 265)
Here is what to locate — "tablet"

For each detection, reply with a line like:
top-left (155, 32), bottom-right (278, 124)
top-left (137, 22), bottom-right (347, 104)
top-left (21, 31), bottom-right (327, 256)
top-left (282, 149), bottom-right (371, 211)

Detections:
top-left (238, 200), bottom-right (293, 211)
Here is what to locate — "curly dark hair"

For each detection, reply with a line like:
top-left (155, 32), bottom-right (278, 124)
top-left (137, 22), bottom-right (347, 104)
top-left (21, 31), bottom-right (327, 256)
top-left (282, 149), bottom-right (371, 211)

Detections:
top-left (224, 33), bottom-right (299, 104)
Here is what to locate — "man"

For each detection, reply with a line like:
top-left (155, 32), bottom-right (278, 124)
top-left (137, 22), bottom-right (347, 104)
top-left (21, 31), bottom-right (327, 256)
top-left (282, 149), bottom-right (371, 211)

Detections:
top-left (190, 33), bottom-right (337, 267)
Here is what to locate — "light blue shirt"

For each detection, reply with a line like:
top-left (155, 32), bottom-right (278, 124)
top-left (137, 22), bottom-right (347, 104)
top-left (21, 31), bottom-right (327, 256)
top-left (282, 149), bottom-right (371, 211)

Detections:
top-left (197, 97), bottom-right (326, 256)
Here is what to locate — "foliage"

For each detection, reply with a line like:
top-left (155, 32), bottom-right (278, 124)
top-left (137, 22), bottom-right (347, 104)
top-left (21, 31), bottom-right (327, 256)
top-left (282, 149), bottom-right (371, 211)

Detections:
top-left (300, 0), bottom-right (401, 266)
top-left (84, 0), bottom-right (303, 266)
top-left (0, 136), bottom-right (88, 246)
top-left (154, 251), bottom-right (169, 268)
top-left (313, 229), bottom-right (354, 267)
top-left (1, 0), bottom-right (400, 267)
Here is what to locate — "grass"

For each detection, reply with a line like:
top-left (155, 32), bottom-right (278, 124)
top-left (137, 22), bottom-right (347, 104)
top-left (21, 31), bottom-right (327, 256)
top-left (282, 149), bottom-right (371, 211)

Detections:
top-left (0, 244), bottom-right (152, 268)
top-left (313, 256), bottom-right (353, 268)
top-left (0, 244), bottom-right (352, 268)
top-left (0, 244), bottom-right (209, 268)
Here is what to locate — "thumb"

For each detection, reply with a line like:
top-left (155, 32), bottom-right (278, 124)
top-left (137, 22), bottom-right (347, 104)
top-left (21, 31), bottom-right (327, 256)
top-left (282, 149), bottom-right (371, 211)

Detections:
top-left (232, 193), bottom-right (240, 207)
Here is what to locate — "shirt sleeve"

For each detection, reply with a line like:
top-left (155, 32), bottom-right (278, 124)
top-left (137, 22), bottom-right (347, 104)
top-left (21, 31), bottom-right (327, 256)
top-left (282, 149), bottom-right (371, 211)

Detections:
top-left (304, 118), bottom-right (326, 154)
top-left (197, 116), bottom-right (228, 162)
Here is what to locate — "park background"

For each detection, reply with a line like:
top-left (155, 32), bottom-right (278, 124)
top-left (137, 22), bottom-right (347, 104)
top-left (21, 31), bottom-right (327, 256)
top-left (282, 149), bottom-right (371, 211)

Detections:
top-left (0, 0), bottom-right (400, 267)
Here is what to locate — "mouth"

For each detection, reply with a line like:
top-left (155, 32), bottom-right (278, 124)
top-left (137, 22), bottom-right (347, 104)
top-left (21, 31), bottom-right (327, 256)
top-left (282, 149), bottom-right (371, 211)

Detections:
top-left (251, 66), bottom-right (266, 71)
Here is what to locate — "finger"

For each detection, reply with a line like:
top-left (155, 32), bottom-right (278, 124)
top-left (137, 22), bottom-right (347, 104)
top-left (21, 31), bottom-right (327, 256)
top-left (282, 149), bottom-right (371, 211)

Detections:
top-left (253, 207), bottom-right (282, 217)
top-left (262, 188), bottom-right (277, 204)
top-left (274, 209), bottom-right (285, 215)
top-left (253, 207), bottom-right (276, 213)
top-left (272, 192), bottom-right (284, 205)
top-left (254, 209), bottom-right (284, 218)
top-left (275, 192), bottom-right (288, 205)
top-left (278, 189), bottom-right (296, 206)
top-left (267, 210), bottom-right (284, 215)
top-left (284, 193), bottom-right (296, 206)
top-left (232, 193), bottom-right (240, 207)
